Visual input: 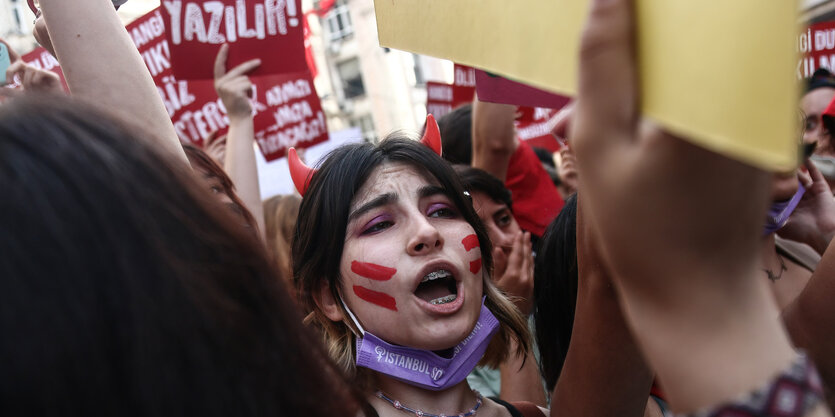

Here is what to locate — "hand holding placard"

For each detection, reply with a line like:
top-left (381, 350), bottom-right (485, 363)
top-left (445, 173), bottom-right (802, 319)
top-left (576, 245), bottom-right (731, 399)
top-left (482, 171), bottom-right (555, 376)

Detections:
top-left (571, 0), bottom-right (795, 411)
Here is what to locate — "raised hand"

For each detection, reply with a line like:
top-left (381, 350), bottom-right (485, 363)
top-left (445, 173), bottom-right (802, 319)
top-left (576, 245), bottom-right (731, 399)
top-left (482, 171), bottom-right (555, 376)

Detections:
top-left (214, 44), bottom-right (260, 120)
top-left (6, 61), bottom-right (63, 93)
top-left (780, 160), bottom-right (835, 254)
top-left (571, 0), bottom-right (795, 412)
top-left (492, 231), bottom-right (534, 315)
top-left (212, 44), bottom-right (265, 240)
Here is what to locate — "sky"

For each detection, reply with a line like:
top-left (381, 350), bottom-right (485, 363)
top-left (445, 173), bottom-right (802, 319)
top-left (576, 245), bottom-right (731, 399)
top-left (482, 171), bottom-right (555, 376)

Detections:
top-left (117, 0), bottom-right (160, 23)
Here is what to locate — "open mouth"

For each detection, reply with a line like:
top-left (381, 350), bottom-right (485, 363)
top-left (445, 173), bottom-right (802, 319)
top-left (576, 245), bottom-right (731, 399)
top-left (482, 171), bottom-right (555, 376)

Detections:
top-left (414, 269), bottom-right (458, 305)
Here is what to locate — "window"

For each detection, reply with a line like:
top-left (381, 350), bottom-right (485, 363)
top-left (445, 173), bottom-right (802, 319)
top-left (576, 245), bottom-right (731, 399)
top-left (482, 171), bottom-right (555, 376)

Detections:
top-left (337, 58), bottom-right (365, 99)
top-left (412, 54), bottom-right (425, 86)
top-left (13, 9), bottom-right (22, 31)
top-left (351, 114), bottom-right (376, 143)
top-left (326, 0), bottom-right (353, 41)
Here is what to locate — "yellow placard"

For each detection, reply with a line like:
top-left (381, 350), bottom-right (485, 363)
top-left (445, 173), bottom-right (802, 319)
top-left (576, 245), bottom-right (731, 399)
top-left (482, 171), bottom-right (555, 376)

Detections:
top-left (374, 0), bottom-right (798, 171)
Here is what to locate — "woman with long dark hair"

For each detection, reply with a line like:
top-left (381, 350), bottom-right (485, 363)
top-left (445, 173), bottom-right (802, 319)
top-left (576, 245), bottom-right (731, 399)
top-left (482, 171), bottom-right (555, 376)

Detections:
top-left (291, 123), bottom-right (537, 416)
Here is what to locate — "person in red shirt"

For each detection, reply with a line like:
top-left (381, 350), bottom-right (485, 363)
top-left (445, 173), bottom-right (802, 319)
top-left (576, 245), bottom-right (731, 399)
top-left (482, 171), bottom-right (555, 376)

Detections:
top-left (437, 101), bottom-right (564, 238)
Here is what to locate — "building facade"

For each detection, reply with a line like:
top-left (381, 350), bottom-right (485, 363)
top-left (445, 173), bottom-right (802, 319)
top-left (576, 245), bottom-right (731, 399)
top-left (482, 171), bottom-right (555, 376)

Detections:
top-left (804, 0), bottom-right (835, 22)
top-left (0, 0), bottom-right (37, 54)
top-left (312, 0), bottom-right (452, 142)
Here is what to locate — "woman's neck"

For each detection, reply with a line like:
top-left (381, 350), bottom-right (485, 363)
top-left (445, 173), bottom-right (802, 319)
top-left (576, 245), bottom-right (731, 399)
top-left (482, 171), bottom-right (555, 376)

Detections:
top-left (370, 374), bottom-right (479, 417)
top-left (761, 233), bottom-right (779, 271)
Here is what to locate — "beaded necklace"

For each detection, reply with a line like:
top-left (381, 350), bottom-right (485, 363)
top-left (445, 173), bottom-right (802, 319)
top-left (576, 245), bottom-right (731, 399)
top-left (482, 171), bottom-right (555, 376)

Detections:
top-left (375, 389), bottom-right (483, 417)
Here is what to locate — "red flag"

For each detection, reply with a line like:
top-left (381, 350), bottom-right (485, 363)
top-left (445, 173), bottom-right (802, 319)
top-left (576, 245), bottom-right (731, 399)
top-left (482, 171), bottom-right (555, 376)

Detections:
top-left (304, 13), bottom-right (318, 78)
top-left (317, 0), bottom-right (336, 17)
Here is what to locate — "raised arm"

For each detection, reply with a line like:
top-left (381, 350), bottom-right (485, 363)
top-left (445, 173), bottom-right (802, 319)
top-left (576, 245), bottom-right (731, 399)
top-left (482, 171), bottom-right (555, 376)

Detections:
top-left (549, 197), bottom-right (657, 417)
top-left (572, 0), bottom-right (814, 414)
top-left (779, 159), bottom-right (835, 255)
top-left (785, 223), bottom-right (835, 409)
top-left (214, 44), bottom-right (266, 240)
top-left (471, 99), bottom-right (518, 181)
top-left (37, 0), bottom-right (186, 163)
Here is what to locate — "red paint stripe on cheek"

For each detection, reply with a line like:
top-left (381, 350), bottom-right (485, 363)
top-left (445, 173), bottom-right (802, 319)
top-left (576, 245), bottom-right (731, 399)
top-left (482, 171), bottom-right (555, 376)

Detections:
top-left (470, 258), bottom-right (482, 274)
top-left (351, 261), bottom-right (397, 281)
top-left (462, 234), bottom-right (479, 251)
top-left (353, 285), bottom-right (398, 311)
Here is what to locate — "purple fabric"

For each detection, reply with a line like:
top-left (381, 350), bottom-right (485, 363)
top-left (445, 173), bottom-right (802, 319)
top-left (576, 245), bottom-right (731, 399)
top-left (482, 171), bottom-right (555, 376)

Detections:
top-left (764, 184), bottom-right (806, 235)
top-left (355, 301), bottom-right (500, 391)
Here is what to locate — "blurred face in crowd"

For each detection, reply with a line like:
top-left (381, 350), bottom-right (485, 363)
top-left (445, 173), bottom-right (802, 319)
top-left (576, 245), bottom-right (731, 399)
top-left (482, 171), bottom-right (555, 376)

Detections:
top-left (470, 191), bottom-right (521, 256)
top-left (204, 134), bottom-right (227, 168)
top-left (801, 87), bottom-right (835, 156)
top-left (557, 144), bottom-right (578, 195)
top-left (198, 171), bottom-right (235, 206)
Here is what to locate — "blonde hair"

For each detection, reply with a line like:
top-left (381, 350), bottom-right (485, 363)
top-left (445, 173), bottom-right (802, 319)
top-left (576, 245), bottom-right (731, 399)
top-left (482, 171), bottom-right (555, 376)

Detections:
top-left (263, 194), bottom-right (301, 286)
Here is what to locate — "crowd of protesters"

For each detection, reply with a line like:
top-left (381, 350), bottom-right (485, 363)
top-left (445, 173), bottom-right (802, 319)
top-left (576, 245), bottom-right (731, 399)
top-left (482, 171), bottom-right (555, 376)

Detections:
top-left (2, 0), bottom-right (835, 416)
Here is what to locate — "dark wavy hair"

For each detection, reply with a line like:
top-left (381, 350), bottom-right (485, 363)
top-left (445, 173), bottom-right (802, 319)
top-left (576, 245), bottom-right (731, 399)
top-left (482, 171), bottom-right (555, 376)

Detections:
top-left (533, 193), bottom-right (578, 392)
top-left (436, 104), bottom-right (473, 165)
top-left (0, 94), bottom-right (360, 416)
top-left (292, 136), bottom-right (530, 389)
top-left (182, 143), bottom-right (258, 233)
top-left (452, 164), bottom-right (513, 210)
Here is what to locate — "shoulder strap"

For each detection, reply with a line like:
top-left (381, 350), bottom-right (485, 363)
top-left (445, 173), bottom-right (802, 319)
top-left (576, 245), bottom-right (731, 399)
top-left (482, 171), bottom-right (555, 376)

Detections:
top-left (509, 401), bottom-right (547, 417)
top-left (489, 398), bottom-right (523, 417)
top-left (490, 398), bottom-right (547, 417)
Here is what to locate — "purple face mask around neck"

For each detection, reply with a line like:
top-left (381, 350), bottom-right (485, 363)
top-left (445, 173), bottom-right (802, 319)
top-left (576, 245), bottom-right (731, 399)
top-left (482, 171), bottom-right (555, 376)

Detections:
top-left (764, 183), bottom-right (805, 236)
top-left (342, 297), bottom-right (500, 391)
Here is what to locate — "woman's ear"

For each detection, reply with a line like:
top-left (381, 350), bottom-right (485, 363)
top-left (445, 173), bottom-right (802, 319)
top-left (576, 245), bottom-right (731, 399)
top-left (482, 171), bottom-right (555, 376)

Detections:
top-left (313, 281), bottom-right (344, 322)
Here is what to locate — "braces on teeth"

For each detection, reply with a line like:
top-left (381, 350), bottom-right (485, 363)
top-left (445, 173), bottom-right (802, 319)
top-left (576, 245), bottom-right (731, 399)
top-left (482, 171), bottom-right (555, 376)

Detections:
top-left (422, 270), bottom-right (451, 282)
top-left (430, 294), bottom-right (457, 305)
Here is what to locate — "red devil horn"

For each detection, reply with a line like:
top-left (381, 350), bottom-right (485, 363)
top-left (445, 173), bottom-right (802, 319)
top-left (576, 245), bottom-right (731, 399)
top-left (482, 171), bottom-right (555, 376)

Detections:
top-left (420, 114), bottom-right (442, 157)
top-left (288, 148), bottom-right (317, 196)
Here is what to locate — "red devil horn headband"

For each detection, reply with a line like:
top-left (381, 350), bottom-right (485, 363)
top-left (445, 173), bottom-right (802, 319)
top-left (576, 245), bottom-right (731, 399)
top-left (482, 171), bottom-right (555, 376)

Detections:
top-left (421, 114), bottom-right (442, 157)
top-left (288, 147), bottom-right (317, 197)
top-left (288, 115), bottom-right (442, 196)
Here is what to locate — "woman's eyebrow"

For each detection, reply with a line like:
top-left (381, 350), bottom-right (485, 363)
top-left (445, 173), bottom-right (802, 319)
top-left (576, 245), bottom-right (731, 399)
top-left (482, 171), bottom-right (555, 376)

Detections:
top-left (418, 185), bottom-right (447, 199)
top-left (348, 193), bottom-right (397, 222)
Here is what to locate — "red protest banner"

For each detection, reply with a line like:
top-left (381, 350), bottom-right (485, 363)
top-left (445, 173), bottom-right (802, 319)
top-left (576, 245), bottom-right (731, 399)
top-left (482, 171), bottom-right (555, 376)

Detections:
top-left (515, 107), bottom-right (562, 152)
top-left (21, 7), bottom-right (327, 154)
top-left (454, 64), bottom-right (475, 88)
top-left (303, 12), bottom-right (318, 78)
top-left (425, 66), bottom-right (475, 119)
top-left (316, 0), bottom-right (335, 17)
top-left (128, 8), bottom-right (226, 146)
top-left (252, 71), bottom-right (328, 161)
top-left (475, 69), bottom-right (570, 109)
top-left (7, 47), bottom-right (68, 91)
top-left (160, 0), bottom-right (306, 80)
top-left (426, 81), bottom-right (455, 118)
top-left (799, 20), bottom-right (835, 79)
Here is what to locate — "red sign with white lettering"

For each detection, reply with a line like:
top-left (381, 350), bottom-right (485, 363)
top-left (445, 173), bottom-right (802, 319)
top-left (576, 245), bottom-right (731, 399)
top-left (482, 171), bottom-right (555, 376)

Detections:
top-left (160, 0), bottom-right (306, 80)
top-left (128, 8), bottom-right (225, 146)
top-left (798, 20), bottom-right (835, 79)
top-left (14, 7), bottom-right (330, 154)
top-left (252, 71), bottom-right (328, 161)
top-left (14, 47), bottom-right (68, 91)
top-left (515, 107), bottom-right (562, 152)
top-left (425, 66), bottom-right (476, 119)
top-left (426, 81), bottom-right (455, 118)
